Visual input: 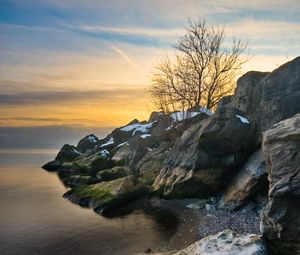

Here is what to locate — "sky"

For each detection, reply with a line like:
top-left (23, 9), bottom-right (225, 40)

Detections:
top-left (0, 0), bottom-right (299, 149)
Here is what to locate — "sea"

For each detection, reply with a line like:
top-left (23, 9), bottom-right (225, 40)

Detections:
top-left (0, 148), bottom-right (171, 255)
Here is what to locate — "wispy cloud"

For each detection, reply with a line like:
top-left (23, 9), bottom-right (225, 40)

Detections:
top-left (111, 46), bottom-right (139, 69)
top-left (0, 88), bottom-right (144, 106)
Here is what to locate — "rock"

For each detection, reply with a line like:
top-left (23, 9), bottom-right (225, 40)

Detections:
top-left (260, 114), bottom-right (300, 255)
top-left (124, 136), bottom-right (151, 177)
top-left (220, 150), bottom-right (268, 208)
top-left (96, 167), bottom-right (127, 182)
top-left (77, 134), bottom-right (99, 153)
top-left (136, 142), bottom-right (172, 185)
top-left (111, 143), bottom-right (131, 165)
top-left (140, 230), bottom-right (267, 255)
top-left (233, 71), bottom-right (270, 115)
top-left (73, 151), bottom-right (113, 176)
top-left (148, 111), bottom-right (165, 122)
top-left (63, 176), bottom-right (148, 216)
top-left (42, 160), bottom-right (62, 171)
top-left (55, 144), bottom-right (81, 162)
top-left (61, 175), bottom-right (100, 188)
top-left (233, 57), bottom-right (300, 143)
top-left (95, 136), bottom-right (115, 151)
top-left (153, 106), bottom-right (255, 198)
top-left (112, 120), bottom-right (156, 145)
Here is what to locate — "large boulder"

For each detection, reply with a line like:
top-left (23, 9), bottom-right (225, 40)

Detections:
top-left (153, 105), bottom-right (255, 198)
top-left (73, 151), bottom-right (113, 176)
top-left (55, 144), bottom-right (81, 162)
top-left (260, 114), bottom-right (300, 255)
top-left (124, 136), bottom-right (152, 177)
top-left (63, 176), bottom-right (148, 215)
top-left (111, 143), bottom-right (132, 165)
top-left (142, 230), bottom-right (266, 255)
top-left (77, 134), bottom-right (99, 153)
top-left (136, 142), bottom-right (173, 185)
top-left (233, 57), bottom-right (300, 143)
top-left (220, 150), bottom-right (268, 208)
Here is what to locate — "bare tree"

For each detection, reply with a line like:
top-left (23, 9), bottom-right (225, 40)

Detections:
top-left (149, 19), bottom-right (248, 113)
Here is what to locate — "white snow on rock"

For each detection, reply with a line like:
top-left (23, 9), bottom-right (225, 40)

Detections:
top-left (140, 134), bottom-right (151, 139)
top-left (236, 115), bottom-right (250, 124)
top-left (200, 108), bottom-right (214, 116)
top-left (72, 148), bottom-right (82, 155)
top-left (100, 137), bottom-right (114, 147)
top-left (88, 135), bottom-right (98, 143)
top-left (120, 122), bottom-right (155, 135)
top-left (99, 150), bottom-right (110, 157)
top-left (170, 109), bottom-right (214, 122)
top-left (117, 141), bottom-right (129, 148)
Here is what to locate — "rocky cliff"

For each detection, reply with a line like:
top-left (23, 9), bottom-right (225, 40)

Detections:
top-left (42, 57), bottom-right (300, 255)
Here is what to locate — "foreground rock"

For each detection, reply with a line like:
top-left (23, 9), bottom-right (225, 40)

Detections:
top-left (260, 114), bottom-right (300, 255)
top-left (63, 176), bottom-right (148, 215)
top-left (153, 105), bottom-right (254, 198)
top-left (220, 150), bottom-right (268, 208)
top-left (139, 230), bottom-right (266, 255)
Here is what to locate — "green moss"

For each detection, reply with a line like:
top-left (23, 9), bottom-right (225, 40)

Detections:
top-left (74, 185), bottom-right (114, 201)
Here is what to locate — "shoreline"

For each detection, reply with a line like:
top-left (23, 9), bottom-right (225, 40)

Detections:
top-left (104, 197), bottom-right (261, 253)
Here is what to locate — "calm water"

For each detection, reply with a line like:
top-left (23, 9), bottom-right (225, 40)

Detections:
top-left (0, 149), bottom-right (170, 255)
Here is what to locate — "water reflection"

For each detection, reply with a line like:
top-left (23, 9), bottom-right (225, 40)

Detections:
top-left (0, 149), bottom-right (171, 255)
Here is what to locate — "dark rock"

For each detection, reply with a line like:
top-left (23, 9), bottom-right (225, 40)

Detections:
top-left (96, 167), bottom-right (127, 181)
top-left (55, 144), bottom-right (81, 162)
top-left (148, 111), bottom-right (165, 122)
top-left (136, 142), bottom-right (173, 185)
top-left (260, 114), bottom-right (300, 255)
top-left (233, 57), bottom-right (300, 143)
top-left (61, 175), bottom-right (100, 188)
top-left (73, 151), bottom-right (113, 176)
top-left (124, 136), bottom-right (151, 177)
top-left (111, 143), bottom-right (131, 165)
top-left (220, 150), bottom-right (268, 208)
top-left (77, 134), bottom-right (99, 153)
top-left (112, 121), bottom-right (157, 145)
top-left (153, 106), bottom-right (255, 198)
top-left (42, 160), bottom-right (62, 171)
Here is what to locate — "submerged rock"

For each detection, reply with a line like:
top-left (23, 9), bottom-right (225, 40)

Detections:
top-left (64, 176), bottom-right (148, 215)
top-left (260, 114), bottom-right (300, 255)
top-left (140, 230), bottom-right (266, 255)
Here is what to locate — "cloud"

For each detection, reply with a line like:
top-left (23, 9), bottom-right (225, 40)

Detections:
top-left (111, 46), bottom-right (140, 69)
top-left (0, 88), bottom-right (144, 106)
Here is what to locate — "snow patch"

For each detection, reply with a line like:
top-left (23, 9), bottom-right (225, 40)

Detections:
top-left (170, 108), bottom-right (213, 122)
top-left (117, 141), bottom-right (129, 148)
top-left (236, 115), bottom-right (250, 124)
top-left (72, 148), bottom-right (81, 154)
top-left (88, 136), bottom-right (97, 143)
top-left (99, 150), bottom-right (110, 157)
top-left (120, 122), bottom-right (155, 135)
top-left (140, 134), bottom-right (151, 139)
top-left (100, 137), bottom-right (114, 147)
